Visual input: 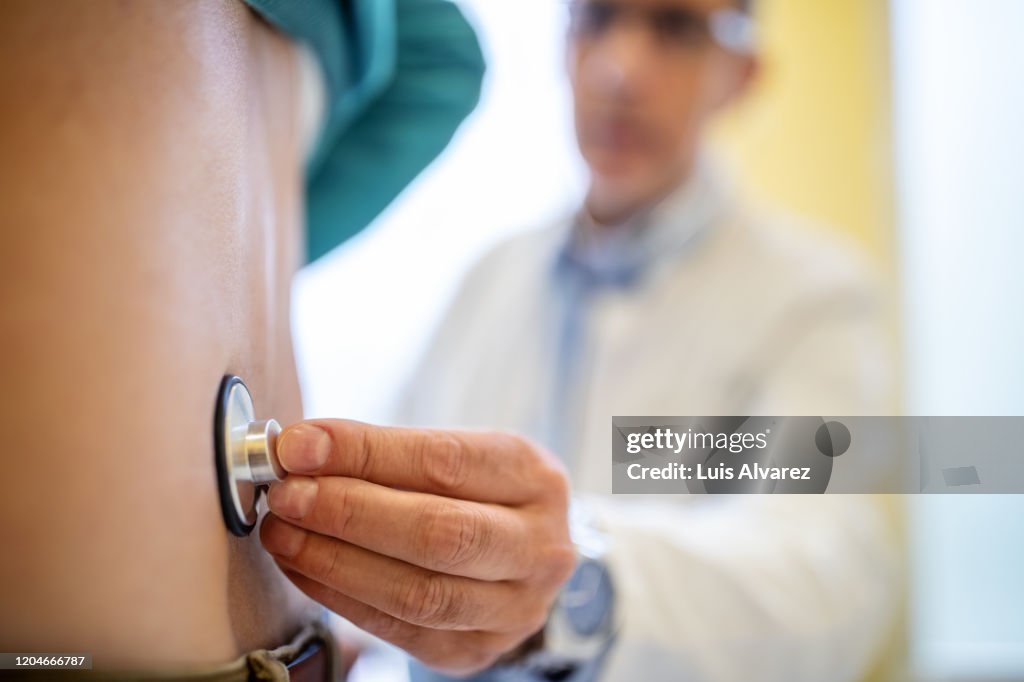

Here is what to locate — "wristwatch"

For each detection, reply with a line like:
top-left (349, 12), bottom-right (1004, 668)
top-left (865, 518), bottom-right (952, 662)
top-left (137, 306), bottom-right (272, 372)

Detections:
top-left (498, 499), bottom-right (618, 681)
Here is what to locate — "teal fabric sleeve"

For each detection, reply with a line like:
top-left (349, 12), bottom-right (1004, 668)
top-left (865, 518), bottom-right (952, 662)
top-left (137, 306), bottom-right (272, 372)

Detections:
top-left (241, 0), bottom-right (486, 263)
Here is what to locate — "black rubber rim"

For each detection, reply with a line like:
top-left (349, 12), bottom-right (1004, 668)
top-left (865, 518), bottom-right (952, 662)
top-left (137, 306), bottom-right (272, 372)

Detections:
top-left (214, 374), bottom-right (257, 537)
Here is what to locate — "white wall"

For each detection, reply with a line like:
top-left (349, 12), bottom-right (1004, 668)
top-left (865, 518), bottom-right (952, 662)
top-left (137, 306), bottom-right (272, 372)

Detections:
top-left (892, 0), bottom-right (1024, 678)
top-left (292, 0), bottom-right (583, 425)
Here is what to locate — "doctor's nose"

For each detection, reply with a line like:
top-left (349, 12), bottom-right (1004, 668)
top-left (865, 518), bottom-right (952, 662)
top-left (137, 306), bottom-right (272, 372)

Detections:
top-left (580, 21), bottom-right (656, 102)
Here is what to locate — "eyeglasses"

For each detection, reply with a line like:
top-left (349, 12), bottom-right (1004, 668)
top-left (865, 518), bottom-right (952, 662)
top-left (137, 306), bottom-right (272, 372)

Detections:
top-left (567, 0), bottom-right (755, 55)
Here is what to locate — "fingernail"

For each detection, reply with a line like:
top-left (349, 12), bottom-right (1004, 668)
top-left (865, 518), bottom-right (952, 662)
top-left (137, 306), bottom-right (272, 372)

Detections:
top-left (261, 516), bottom-right (307, 558)
top-left (278, 424), bottom-right (331, 473)
top-left (267, 476), bottom-right (318, 520)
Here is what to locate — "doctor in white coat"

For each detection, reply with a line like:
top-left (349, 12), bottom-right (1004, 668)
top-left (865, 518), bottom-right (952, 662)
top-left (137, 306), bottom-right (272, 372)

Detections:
top-left (396, 0), bottom-right (903, 680)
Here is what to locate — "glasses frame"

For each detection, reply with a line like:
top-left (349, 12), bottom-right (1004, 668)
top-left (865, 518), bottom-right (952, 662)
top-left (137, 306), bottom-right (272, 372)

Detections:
top-left (565, 0), bottom-right (757, 56)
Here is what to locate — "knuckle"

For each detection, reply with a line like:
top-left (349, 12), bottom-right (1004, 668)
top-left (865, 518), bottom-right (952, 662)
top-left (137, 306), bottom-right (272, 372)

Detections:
top-left (499, 430), bottom-right (532, 454)
top-left (451, 643), bottom-right (499, 675)
top-left (371, 612), bottom-right (416, 649)
top-left (397, 572), bottom-right (464, 628)
top-left (424, 633), bottom-right (513, 676)
top-left (521, 603), bottom-right (550, 637)
top-left (352, 424), bottom-right (380, 479)
top-left (505, 431), bottom-right (541, 466)
top-left (421, 432), bottom-right (471, 493)
top-left (419, 641), bottom-right (481, 675)
top-left (536, 543), bottom-right (577, 589)
top-left (310, 537), bottom-right (348, 585)
top-left (468, 648), bottom-right (501, 674)
top-left (419, 502), bottom-right (488, 572)
top-left (502, 590), bottom-right (550, 639)
top-left (452, 506), bottom-right (490, 569)
top-left (326, 482), bottom-right (360, 538)
top-left (540, 462), bottom-right (571, 502)
top-left (481, 632), bottom-right (521, 668)
top-left (551, 544), bottom-right (578, 583)
top-left (503, 431), bottom-right (569, 499)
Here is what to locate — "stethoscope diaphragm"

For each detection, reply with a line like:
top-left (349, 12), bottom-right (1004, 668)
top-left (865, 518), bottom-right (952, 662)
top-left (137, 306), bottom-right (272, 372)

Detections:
top-left (213, 374), bottom-right (285, 537)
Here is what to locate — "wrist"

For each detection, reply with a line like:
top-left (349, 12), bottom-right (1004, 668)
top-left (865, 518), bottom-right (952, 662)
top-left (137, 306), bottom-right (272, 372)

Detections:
top-left (496, 499), bottom-right (618, 677)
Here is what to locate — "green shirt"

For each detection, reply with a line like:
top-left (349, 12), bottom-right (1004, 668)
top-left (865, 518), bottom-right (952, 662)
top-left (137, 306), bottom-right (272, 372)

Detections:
top-left (242, 0), bottom-right (485, 263)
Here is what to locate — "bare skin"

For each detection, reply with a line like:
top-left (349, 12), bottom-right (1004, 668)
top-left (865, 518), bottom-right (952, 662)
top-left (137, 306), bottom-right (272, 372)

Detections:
top-left (0, 0), bottom-right (314, 667)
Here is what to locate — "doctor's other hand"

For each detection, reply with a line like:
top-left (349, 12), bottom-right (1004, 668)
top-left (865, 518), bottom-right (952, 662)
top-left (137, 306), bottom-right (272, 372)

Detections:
top-left (259, 420), bottom-right (577, 675)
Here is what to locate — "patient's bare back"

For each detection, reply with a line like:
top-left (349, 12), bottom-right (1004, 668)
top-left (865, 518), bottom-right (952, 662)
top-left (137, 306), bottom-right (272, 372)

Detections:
top-left (0, 0), bottom-right (316, 668)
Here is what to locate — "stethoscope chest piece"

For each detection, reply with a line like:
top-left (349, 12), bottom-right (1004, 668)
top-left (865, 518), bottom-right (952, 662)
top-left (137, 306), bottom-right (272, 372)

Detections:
top-left (214, 375), bottom-right (285, 537)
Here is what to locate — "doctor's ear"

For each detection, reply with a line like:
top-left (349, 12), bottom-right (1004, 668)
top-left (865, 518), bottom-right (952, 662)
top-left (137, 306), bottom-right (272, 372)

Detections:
top-left (709, 52), bottom-right (761, 113)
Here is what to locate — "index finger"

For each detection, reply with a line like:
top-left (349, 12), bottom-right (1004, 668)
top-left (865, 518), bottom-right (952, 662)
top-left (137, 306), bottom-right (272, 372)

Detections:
top-left (275, 420), bottom-right (562, 505)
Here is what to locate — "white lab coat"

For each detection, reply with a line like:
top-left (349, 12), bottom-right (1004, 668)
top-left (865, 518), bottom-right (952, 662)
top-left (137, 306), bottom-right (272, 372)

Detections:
top-left (393, 164), bottom-right (903, 682)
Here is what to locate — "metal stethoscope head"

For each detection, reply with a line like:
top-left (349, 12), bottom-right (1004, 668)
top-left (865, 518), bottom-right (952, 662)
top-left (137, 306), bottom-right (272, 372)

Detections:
top-left (214, 374), bottom-right (286, 537)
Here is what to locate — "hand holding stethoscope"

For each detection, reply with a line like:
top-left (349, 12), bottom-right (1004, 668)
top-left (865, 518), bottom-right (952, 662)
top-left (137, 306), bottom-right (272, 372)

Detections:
top-left (214, 375), bottom-right (576, 675)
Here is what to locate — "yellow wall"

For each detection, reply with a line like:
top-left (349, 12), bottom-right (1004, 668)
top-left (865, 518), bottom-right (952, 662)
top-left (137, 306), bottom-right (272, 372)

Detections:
top-left (710, 0), bottom-right (895, 268)
top-left (713, 9), bottom-right (907, 681)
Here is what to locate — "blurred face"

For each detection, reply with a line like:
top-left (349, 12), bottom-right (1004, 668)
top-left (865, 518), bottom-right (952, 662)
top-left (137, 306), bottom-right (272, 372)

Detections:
top-left (568, 0), bottom-right (756, 222)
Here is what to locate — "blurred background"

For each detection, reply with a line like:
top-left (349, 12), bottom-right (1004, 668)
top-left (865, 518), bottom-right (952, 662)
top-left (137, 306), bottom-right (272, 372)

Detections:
top-left (292, 0), bottom-right (1024, 680)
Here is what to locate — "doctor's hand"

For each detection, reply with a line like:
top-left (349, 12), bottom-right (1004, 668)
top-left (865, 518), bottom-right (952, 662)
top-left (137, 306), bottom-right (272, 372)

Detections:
top-left (259, 420), bottom-right (576, 675)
